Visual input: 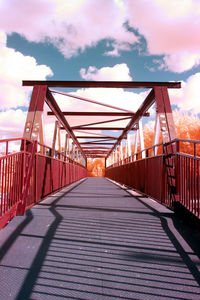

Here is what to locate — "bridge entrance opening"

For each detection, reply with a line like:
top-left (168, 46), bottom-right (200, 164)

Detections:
top-left (87, 157), bottom-right (105, 177)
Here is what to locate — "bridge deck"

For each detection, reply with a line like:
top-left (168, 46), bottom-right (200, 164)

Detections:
top-left (0, 178), bottom-right (200, 299)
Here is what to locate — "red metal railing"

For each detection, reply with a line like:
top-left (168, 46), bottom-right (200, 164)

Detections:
top-left (106, 143), bottom-right (168, 204)
top-left (0, 138), bottom-right (87, 230)
top-left (0, 138), bottom-right (28, 229)
top-left (1, 136), bottom-right (199, 229)
top-left (106, 139), bottom-right (200, 219)
top-left (176, 139), bottom-right (200, 218)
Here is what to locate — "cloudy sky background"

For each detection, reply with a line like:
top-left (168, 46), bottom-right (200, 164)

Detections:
top-left (0, 0), bottom-right (200, 147)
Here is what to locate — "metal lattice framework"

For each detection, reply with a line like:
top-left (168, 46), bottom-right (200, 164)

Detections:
top-left (22, 80), bottom-right (181, 165)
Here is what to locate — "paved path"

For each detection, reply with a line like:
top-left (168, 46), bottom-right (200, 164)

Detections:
top-left (0, 178), bottom-right (200, 299)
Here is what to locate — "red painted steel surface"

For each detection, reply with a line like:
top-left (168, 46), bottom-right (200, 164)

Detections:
top-left (1, 136), bottom-right (200, 232)
top-left (0, 140), bottom-right (26, 229)
top-left (0, 138), bottom-right (87, 230)
top-left (106, 155), bottom-right (166, 203)
top-left (106, 139), bottom-right (200, 219)
top-left (35, 155), bottom-right (86, 203)
top-left (177, 139), bottom-right (200, 218)
top-left (22, 80), bottom-right (181, 89)
top-left (28, 85), bottom-right (47, 112)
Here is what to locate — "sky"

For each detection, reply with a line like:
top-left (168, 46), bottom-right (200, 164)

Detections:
top-left (0, 0), bottom-right (200, 149)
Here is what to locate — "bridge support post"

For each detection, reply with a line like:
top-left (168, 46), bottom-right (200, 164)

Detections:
top-left (154, 86), bottom-right (179, 204)
top-left (19, 85), bottom-right (47, 215)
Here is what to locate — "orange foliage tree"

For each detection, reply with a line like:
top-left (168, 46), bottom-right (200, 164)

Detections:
top-left (143, 111), bottom-right (200, 156)
top-left (87, 112), bottom-right (200, 175)
top-left (87, 158), bottom-right (105, 177)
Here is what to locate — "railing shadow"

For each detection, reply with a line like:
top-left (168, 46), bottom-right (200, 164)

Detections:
top-left (124, 190), bottom-right (200, 286)
top-left (0, 178), bottom-right (200, 299)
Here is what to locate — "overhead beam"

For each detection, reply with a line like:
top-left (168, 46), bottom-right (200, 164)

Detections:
top-left (23, 80), bottom-right (181, 89)
top-left (107, 89), bottom-right (155, 157)
top-left (81, 144), bottom-right (114, 147)
top-left (84, 152), bottom-right (108, 155)
top-left (83, 147), bottom-right (109, 150)
top-left (86, 155), bottom-right (107, 158)
top-left (76, 136), bottom-right (118, 139)
top-left (82, 146), bottom-right (111, 149)
top-left (84, 152), bottom-right (108, 154)
top-left (80, 141), bottom-right (115, 145)
top-left (84, 150), bottom-right (108, 152)
top-left (61, 127), bottom-right (137, 131)
top-left (47, 111), bottom-right (150, 116)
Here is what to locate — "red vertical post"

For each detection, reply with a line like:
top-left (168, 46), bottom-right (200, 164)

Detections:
top-left (23, 85), bottom-right (47, 141)
top-left (154, 86), bottom-right (179, 205)
top-left (154, 86), bottom-right (176, 144)
top-left (17, 85), bottom-right (47, 215)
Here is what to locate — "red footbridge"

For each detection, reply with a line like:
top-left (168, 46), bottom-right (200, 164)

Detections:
top-left (0, 81), bottom-right (200, 299)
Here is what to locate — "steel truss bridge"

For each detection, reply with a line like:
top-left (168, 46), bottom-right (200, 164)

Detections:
top-left (0, 81), bottom-right (200, 299)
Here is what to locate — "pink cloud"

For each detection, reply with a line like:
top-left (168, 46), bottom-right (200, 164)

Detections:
top-left (125, 0), bottom-right (200, 72)
top-left (0, 0), bottom-right (55, 42)
top-left (0, 0), bottom-right (137, 58)
top-left (1, 0), bottom-right (199, 72)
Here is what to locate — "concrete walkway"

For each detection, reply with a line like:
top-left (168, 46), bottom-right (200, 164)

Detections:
top-left (0, 178), bottom-right (200, 299)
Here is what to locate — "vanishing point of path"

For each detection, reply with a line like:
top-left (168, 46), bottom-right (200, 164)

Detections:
top-left (0, 178), bottom-right (200, 299)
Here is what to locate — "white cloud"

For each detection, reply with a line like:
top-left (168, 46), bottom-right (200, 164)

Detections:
top-left (0, 109), bottom-right (27, 138)
top-left (80, 63), bottom-right (132, 81)
top-left (169, 72), bottom-right (200, 113)
top-left (0, 31), bottom-right (53, 140)
top-left (0, 31), bottom-right (53, 109)
top-left (163, 53), bottom-right (200, 73)
top-left (0, 30), bottom-right (6, 46)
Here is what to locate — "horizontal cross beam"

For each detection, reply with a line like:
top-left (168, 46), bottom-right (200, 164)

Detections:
top-left (86, 155), bottom-right (106, 158)
top-left (80, 142), bottom-right (115, 145)
top-left (84, 152), bottom-right (108, 154)
top-left (76, 136), bottom-right (118, 139)
top-left (82, 146), bottom-right (111, 149)
top-left (61, 127), bottom-right (137, 130)
top-left (47, 111), bottom-right (150, 117)
top-left (23, 80), bottom-right (181, 89)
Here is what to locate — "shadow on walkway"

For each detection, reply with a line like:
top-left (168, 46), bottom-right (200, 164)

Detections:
top-left (0, 178), bottom-right (200, 299)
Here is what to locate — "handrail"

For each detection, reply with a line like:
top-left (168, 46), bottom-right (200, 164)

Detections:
top-left (37, 141), bottom-right (85, 167)
top-left (0, 138), bottom-right (86, 168)
top-left (107, 141), bottom-right (164, 169)
top-left (107, 138), bottom-right (200, 169)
